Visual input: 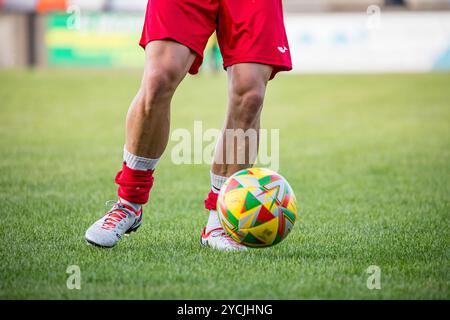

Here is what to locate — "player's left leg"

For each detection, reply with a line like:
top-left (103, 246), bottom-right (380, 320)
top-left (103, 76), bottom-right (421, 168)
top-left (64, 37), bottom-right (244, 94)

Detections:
top-left (200, 0), bottom-right (292, 251)
top-left (201, 63), bottom-right (273, 251)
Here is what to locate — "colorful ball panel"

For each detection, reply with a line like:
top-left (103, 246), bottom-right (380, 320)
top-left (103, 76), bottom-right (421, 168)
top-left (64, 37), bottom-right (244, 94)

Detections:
top-left (217, 168), bottom-right (298, 248)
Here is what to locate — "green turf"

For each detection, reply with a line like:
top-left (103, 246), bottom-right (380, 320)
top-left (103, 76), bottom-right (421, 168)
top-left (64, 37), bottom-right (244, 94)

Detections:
top-left (0, 69), bottom-right (449, 299)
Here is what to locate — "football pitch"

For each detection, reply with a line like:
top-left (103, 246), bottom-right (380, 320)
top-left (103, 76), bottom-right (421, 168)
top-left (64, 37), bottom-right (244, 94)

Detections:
top-left (0, 70), bottom-right (449, 299)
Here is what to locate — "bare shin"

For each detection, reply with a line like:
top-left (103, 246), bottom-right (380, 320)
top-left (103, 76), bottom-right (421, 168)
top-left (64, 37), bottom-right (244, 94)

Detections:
top-left (212, 63), bottom-right (273, 177)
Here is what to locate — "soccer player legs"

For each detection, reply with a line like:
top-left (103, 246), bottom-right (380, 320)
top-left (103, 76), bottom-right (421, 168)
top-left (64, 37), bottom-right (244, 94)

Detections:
top-left (85, 49), bottom-right (270, 250)
top-left (85, 0), bottom-right (292, 250)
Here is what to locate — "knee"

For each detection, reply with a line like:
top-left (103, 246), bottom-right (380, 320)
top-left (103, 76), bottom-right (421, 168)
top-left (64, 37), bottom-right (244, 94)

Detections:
top-left (229, 89), bottom-right (265, 128)
top-left (139, 68), bottom-right (179, 116)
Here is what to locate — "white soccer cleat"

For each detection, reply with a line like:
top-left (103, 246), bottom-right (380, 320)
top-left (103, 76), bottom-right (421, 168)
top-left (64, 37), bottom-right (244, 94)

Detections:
top-left (200, 227), bottom-right (248, 251)
top-left (85, 201), bottom-right (142, 248)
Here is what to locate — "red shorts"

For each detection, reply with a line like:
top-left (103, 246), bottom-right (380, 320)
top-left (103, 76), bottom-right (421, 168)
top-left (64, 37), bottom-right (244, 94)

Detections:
top-left (139, 0), bottom-right (292, 80)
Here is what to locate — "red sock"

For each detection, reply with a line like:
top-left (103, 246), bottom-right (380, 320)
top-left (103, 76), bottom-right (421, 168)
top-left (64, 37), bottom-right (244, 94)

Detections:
top-left (204, 190), bottom-right (219, 211)
top-left (115, 163), bottom-right (154, 204)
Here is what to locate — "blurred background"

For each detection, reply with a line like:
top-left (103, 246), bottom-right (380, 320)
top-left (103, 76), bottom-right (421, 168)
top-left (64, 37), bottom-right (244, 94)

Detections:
top-left (1, 1), bottom-right (449, 300)
top-left (1, 0), bottom-right (450, 73)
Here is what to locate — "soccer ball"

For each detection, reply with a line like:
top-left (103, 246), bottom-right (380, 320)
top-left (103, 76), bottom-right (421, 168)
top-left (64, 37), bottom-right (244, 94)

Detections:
top-left (217, 168), bottom-right (298, 248)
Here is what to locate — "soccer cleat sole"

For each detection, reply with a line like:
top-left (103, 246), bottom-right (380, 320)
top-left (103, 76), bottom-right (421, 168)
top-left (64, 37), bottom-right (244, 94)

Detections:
top-left (85, 238), bottom-right (114, 248)
top-left (85, 223), bottom-right (142, 248)
top-left (125, 223), bottom-right (141, 234)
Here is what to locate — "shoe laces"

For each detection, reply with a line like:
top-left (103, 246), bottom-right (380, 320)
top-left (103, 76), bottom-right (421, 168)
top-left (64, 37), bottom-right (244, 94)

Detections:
top-left (101, 201), bottom-right (130, 230)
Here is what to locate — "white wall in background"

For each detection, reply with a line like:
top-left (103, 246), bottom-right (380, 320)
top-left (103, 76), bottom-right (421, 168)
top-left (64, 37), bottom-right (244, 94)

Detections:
top-left (68, 0), bottom-right (106, 11)
top-left (285, 12), bottom-right (450, 73)
top-left (2, 0), bottom-right (37, 11)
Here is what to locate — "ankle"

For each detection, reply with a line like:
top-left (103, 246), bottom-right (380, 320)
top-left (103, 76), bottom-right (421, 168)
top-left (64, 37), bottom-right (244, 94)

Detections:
top-left (205, 210), bottom-right (223, 233)
top-left (119, 197), bottom-right (142, 213)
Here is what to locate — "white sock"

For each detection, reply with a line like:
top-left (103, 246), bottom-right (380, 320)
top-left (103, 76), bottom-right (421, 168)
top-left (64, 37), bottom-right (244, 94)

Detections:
top-left (206, 172), bottom-right (228, 232)
top-left (206, 210), bottom-right (222, 233)
top-left (210, 171), bottom-right (228, 194)
top-left (120, 146), bottom-right (160, 212)
top-left (123, 146), bottom-right (159, 171)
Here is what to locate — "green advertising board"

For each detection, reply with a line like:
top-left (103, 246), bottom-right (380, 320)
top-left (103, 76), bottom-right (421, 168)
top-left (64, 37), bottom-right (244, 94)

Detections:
top-left (46, 13), bottom-right (145, 67)
top-left (45, 12), bottom-right (222, 70)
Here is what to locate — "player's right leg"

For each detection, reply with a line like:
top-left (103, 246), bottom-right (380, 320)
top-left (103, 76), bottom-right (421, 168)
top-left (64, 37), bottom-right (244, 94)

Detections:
top-left (85, 0), bottom-right (217, 247)
top-left (126, 41), bottom-right (196, 159)
top-left (85, 41), bottom-right (196, 248)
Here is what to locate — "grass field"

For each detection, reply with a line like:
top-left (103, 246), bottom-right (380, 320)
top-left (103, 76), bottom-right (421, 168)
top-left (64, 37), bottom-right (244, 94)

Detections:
top-left (0, 70), bottom-right (449, 299)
